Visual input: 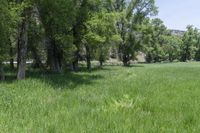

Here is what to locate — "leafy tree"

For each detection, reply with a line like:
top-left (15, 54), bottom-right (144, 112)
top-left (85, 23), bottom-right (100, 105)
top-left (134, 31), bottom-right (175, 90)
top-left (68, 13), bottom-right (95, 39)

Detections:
top-left (15, 0), bottom-right (34, 80)
top-left (27, 7), bottom-right (46, 69)
top-left (0, 1), bottom-right (11, 80)
top-left (143, 18), bottom-right (168, 63)
top-left (180, 25), bottom-right (198, 62)
top-left (84, 5), bottom-right (117, 69)
top-left (114, 0), bottom-right (158, 66)
top-left (0, 1), bottom-right (21, 80)
top-left (37, 0), bottom-right (77, 72)
top-left (162, 35), bottom-right (182, 62)
top-left (194, 30), bottom-right (200, 61)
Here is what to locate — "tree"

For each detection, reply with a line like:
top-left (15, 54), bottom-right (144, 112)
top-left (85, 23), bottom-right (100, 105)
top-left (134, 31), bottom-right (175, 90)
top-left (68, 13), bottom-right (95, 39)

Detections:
top-left (37, 0), bottom-right (77, 72)
top-left (114, 0), bottom-right (157, 66)
top-left (162, 35), bottom-right (182, 62)
top-left (27, 7), bottom-right (46, 69)
top-left (71, 0), bottom-right (91, 71)
top-left (15, 0), bottom-right (34, 80)
top-left (180, 25), bottom-right (198, 62)
top-left (84, 5), bottom-right (117, 69)
top-left (194, 30), bottom-right (200, 61)
top-left (143, 18), bottom-right (170, 63)
top-left (0, 1), bottom-right (16, 80)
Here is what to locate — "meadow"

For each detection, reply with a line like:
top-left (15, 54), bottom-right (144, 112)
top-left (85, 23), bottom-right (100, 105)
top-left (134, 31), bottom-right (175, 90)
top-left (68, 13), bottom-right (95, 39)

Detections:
top-left (1, 62), bottom-right (200, 133)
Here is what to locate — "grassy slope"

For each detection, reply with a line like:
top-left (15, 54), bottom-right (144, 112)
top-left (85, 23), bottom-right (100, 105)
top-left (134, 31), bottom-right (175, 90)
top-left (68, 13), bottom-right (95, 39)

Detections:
top-left (1, 62), bottom-right (200, 133)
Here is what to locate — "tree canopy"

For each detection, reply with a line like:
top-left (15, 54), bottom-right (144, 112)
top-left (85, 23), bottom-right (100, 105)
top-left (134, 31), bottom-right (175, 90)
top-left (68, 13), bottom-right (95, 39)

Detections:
top-left (0, 0), bottom-right (200, 80)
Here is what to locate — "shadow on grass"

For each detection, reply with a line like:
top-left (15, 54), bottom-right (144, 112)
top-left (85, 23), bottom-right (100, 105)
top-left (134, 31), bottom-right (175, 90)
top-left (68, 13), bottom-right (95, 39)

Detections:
top-left (77, 66), bottom-right (111, 72)
top-left (126, 65), bottom-right (145, 68)
top-left (2, 67), bottom-right (104, 90)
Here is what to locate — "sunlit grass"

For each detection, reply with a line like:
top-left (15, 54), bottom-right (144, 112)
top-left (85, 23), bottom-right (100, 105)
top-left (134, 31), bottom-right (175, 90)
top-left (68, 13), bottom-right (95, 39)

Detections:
top-left (1, 62), bottom-right (200, 132)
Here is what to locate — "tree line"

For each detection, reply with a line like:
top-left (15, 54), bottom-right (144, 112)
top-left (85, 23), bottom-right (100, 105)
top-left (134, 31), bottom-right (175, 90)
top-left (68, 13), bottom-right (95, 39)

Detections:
top-left (0, 0), bottom-right (200, 81)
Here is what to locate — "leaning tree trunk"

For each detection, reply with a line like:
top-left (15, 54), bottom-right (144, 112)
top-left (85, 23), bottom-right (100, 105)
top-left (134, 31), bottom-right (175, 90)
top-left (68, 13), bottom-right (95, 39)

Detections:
top-left (17, 8), bottom-right (29, 80)
top-left (0, 62), bottom-right (5, 81)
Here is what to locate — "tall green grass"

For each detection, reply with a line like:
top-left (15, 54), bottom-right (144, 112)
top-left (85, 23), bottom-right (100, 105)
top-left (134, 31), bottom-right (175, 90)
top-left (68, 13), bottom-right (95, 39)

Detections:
top-left (1, 62), bottom-right (200, 133)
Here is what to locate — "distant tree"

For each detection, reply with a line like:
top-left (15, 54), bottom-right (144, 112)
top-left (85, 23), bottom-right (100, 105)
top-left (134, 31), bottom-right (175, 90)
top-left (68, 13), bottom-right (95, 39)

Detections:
top-left (162, 35), bottom-right (182, 62)
top-left (180, 25), bottom-right (198, 62)
top-left (114, 0), bottom-right (158, 66)
top-left (84, 9), bottom-right (117, 69)
top-left (194, 30), bottom-right (200, 61)
top-left (144, 18), bottom-right (169, 63)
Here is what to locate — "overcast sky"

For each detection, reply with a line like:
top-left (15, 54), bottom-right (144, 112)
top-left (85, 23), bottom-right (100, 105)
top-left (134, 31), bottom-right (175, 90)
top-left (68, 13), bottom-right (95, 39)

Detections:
top-left (155, 0), bottom-right (200, 30)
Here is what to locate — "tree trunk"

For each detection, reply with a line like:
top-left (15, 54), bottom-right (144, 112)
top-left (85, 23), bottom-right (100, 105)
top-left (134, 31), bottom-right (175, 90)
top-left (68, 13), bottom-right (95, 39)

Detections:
top-left (47, 38), bottom-right (62, 73)
top-left (85, 45), bottom-right (91, 71)
top-left (169, 53), bottom-right (173, 62)
top-left (0, 63), bottom-right (5, 81)
top-left (17, 8), bottom-right (29, 80)
top-left (72, 51), bottom-right (79, 71)
top-left (31, 47), bottom-right (45, 69)
top-left (87, 56), bottom-right (91, 71)
top-left (10, 47), bottom-right (15, 70)
top-left (99, 60), bottom-right (103, 67)
top-left (123, 54), bottom-right (129, 66)
top-left (72, 26), bottom-right (81, 71)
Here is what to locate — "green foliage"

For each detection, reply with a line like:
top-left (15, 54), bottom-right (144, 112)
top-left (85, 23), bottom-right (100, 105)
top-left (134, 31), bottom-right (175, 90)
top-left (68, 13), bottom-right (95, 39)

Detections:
top-left (142, 18), bottom-right (184, 63)
top-left (1, 0), bottom-right (200, 77)
top-left (0, 1), bottom-right (13, 62)
top-left (180, 25), bottom-right (199, 62)
top-left (37, 0), bottom-right (77, 62)
top-left (85, 9), bottom-right (117, 64)
top-left (143, 18), bottom-right (167, 62)
top-left (114, 0), bottom-right (158, 65)
top-left (162, 35), bottom-right (182, 62)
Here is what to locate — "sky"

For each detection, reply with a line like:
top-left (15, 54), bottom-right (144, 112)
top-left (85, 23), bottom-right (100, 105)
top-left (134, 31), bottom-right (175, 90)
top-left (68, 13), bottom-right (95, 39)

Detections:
top-left (155, 0), bottom-right (200, 30)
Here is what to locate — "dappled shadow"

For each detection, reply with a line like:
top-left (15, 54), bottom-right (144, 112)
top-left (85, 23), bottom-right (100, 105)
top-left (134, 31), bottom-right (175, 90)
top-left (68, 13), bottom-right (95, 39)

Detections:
top-left (3, 75), bottom-right (16, 83)
top-left (1, 68), bottom-right (104, 90)
top-left (27, 70), bottom-right (104, 90)
top-left (77, 66), bottom-right (111, 73)
top-left (1, 68), bottom-right (17, 83)
top-left (126, 64), bottom-right (145, 68)
top-left (103, 64), bottom-right (145, 68)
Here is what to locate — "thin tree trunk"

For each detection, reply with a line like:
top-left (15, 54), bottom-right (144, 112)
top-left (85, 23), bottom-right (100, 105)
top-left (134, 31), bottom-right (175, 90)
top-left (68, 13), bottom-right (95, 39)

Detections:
top-left (99, 55), bottom-right (104, 67)
top-left (72, 51), bottom-right (79, 71)
top-left (72, 26), bottom-right (81, 71)
top-left (0, 63), bottom-right (5, 81)
top-left (10, 46), bottom-right (14, 70)
top-left (87, 56), bottom-right (91, 71)
top-left (100, 60), bottom-right (103, 67)
top-left (17, 8), bottom-right (29, 80)
top-left (85, 45), bottom-right (91, 71)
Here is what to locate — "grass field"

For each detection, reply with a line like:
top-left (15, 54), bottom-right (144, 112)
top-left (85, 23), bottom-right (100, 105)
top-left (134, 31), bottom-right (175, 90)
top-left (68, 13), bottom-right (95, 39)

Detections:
top-left (1, 62), bottom-right (200, 133)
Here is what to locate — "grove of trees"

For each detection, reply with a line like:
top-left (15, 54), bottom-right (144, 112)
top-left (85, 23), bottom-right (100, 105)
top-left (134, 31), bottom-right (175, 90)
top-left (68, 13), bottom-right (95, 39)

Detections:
top-left (1, 0), bottom-right (200, 80)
